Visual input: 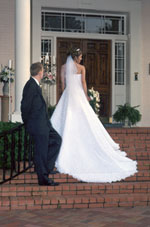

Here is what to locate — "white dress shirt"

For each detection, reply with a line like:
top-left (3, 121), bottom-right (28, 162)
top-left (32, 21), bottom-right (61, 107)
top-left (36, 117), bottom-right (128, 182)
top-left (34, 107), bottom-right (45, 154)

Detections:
top-left (32, 76), bottom-right (40, 86)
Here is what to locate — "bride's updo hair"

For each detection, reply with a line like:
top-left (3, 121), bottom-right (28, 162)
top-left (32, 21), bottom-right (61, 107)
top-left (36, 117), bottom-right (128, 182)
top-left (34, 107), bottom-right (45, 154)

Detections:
top-left (68, 48), bottom-right (82, 59)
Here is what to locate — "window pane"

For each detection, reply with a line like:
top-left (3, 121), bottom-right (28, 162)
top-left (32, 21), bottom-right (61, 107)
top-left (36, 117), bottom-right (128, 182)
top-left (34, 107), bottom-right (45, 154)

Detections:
top-left (86, 15), bottom-right (103, 33)
top-left (115, 42), bottom-right (125, 85)
top-left (41, 40), bottom-right (51, 55)
top-left (115, 72), bottom-right (124, 85)
top-left (41, 39), bottom-right (51, 66)
top-left (43, 12), bottom-right (62, 31)
top-left (105, 16), bottom-right (124, 34)
top-left (65, 14), bottom-right (84, 32)
top-left (117, 59), bottom-right (124, 70)
top-left (117, 43), bottom-right (124, 57)
top-left (118, 72), bottom-right (124, 84)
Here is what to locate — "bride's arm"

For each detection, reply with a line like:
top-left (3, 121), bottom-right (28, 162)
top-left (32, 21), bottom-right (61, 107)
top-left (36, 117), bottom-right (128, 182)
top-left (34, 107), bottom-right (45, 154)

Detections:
top-left (81, 66), bottom-right (89, 101)
top-left (61, 65), bottom-right (66, 92)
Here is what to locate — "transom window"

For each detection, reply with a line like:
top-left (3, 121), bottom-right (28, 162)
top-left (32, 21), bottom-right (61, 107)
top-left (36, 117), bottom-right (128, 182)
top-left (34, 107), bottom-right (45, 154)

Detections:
top-left (41, 11), bottom-right (126, 35)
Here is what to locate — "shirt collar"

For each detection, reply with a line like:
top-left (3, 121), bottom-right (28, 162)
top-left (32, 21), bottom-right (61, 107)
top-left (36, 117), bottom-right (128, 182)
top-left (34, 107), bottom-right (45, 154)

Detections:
top-left (32, 76), bottom-right (40, 86)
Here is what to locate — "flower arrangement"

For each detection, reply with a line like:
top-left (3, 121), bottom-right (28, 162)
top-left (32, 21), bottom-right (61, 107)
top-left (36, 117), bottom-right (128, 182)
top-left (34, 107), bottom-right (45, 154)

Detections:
top-left (0, 66), bottom-right (15, 83)
top-left (88, 87), bottom-right (100, 116)
top-left (41, 53), bottom-right (56, 85)
top-left (42, 71), bottom-right (56, 85)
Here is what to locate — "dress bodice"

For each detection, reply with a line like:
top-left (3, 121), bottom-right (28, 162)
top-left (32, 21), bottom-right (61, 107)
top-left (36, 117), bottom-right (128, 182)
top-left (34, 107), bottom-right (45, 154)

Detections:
top-left (66, 73), bottom-right (82, 90)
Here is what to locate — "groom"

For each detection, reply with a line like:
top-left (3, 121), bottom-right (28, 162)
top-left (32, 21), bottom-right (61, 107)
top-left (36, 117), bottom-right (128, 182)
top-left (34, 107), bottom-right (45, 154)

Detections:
top-left (21, 62), bottom-right (62, 186)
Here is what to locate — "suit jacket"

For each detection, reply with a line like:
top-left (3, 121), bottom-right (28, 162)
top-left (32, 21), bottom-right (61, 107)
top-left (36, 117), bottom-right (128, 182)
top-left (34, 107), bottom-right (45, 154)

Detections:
top-left (21, 77), bottom-right (51, 135)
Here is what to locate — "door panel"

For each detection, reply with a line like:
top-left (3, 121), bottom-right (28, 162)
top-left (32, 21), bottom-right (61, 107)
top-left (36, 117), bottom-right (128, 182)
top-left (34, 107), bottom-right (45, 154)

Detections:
top-left (57, 38), bottom-right (83, 97)
top-left (57, 38), bottom-right (111, 118)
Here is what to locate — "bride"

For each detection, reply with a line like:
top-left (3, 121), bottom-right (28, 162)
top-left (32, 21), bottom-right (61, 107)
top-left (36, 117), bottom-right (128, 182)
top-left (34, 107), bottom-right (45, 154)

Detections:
top-left (51, 48), bottom-right (137, 183)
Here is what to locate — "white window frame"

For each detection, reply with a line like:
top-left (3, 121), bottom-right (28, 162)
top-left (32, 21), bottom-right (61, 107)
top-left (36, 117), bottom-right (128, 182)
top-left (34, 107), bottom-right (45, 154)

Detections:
top-left (41, 9), bottom-right (127, 35)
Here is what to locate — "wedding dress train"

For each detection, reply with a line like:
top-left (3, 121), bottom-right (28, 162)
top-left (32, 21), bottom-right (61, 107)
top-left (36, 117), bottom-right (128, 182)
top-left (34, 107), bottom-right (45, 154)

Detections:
top-left (51, 56), bottom-right (137, 183)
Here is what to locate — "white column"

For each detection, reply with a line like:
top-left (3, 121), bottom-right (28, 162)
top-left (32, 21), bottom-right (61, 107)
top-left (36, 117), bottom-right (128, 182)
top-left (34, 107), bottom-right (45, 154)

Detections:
top-left (12, 0), bottom-right (31, 122)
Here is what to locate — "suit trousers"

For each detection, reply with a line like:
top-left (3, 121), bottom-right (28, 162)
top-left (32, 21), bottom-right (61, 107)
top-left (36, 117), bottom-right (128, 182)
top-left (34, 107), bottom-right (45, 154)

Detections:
top-left (32, 126), bottom-right (62, 184)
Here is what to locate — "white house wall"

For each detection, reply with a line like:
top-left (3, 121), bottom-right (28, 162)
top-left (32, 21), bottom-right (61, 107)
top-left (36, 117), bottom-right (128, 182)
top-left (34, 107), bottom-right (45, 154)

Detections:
top-left (0, 0), bottom-right (15, 119)
top-left (0, 0), bottom-right (15, 66)
top-left (141, 0), bottom-right (150, 126)
top-left (129, 2), bottom-right (142, 125)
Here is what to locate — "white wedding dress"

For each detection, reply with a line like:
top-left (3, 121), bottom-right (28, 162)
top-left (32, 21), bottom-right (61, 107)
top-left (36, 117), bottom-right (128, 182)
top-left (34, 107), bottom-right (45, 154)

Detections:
top-left (51, 56), bottom-right (137, 183)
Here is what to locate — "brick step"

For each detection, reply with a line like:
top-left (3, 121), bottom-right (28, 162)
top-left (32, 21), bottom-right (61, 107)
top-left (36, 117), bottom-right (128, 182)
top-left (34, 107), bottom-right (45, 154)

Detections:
top-left (119, 145), bottom-right (150, 152)
top-left (127, 151), bottom-right (150, 160)
top-left (108, 128), bottom-right (150, 152)
top-left (1, 152), bottom-right (150, 184)
top-left (4, 169), bottom-right (150, 185)
top-left (137, 160), bottom-right (150, 170)
top-left (120, 146), bottom-right (150, 152)
top-left (1, 155), bottom-right (150, 181)
top-left (107, 127), bottom-right (150, 135)
top-left (110, 136), bottom-right (150, 141)
top-left (1, 182), bottom-right (150, 197)
top-left (124, 171), bottom-right (150, 182)
top-left (0, 193), bottom-right (150, 210)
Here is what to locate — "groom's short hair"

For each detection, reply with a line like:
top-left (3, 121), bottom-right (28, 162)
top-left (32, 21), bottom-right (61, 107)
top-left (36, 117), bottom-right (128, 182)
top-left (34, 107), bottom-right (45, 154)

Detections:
top-left (30, 62), bottom-right (43, 76)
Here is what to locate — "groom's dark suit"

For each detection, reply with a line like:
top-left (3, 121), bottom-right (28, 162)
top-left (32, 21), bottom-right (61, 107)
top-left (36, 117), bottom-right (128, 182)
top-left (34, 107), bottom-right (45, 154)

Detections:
top-left (21, 77), bottom-right (61, 185)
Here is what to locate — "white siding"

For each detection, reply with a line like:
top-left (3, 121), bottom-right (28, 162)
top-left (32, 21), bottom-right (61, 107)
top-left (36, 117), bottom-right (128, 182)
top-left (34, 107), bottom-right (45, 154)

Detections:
top-left (141, 0), bottom-right (150, 126)
top-left (0, 0), bottom-right (15, 119)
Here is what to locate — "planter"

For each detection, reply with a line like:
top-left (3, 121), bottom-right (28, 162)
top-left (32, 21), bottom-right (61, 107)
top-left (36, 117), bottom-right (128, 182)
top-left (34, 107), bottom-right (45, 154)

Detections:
top-left (123, 119), bottom-right (129, 128)
top-left (2, 82), bottom-right (9, 96)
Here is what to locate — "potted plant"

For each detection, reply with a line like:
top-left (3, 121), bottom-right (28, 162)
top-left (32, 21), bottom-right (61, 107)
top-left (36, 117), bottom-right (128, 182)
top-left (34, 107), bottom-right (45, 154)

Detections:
top-left (113, 103), bottom-right (142, 127)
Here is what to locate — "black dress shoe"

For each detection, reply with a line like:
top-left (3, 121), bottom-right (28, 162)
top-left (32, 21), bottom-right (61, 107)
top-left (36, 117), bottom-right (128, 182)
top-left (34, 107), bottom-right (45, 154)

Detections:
top-left (39, 179), bottom-right (59, 186)
top-left (50, 170), bottom-right (59, 174)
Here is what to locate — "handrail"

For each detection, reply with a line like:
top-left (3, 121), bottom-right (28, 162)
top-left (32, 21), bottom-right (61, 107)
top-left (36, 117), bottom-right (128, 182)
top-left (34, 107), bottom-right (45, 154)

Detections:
top-left (0, 123), bottom-right (34, 184)
top-left (0, 123), bottom-right (23, 136)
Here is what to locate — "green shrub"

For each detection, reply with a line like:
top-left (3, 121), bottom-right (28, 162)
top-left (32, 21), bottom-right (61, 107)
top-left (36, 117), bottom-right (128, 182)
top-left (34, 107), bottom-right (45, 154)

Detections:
top-left (0, 122), bottom-right (26, 169)
top-left (0, 121), bottom-right (21, 133)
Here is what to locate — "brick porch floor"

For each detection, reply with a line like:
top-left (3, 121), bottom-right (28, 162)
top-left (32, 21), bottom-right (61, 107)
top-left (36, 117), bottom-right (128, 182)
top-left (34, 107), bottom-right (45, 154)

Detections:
top-left (0, 207), bottom-right (150, 227)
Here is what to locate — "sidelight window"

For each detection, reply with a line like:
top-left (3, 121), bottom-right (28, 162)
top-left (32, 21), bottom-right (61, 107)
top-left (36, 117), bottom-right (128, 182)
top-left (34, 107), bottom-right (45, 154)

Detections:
top-left (41, 39), bottom-right (51, 65)
top-left (115, 42), bottom-right (126, 85)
